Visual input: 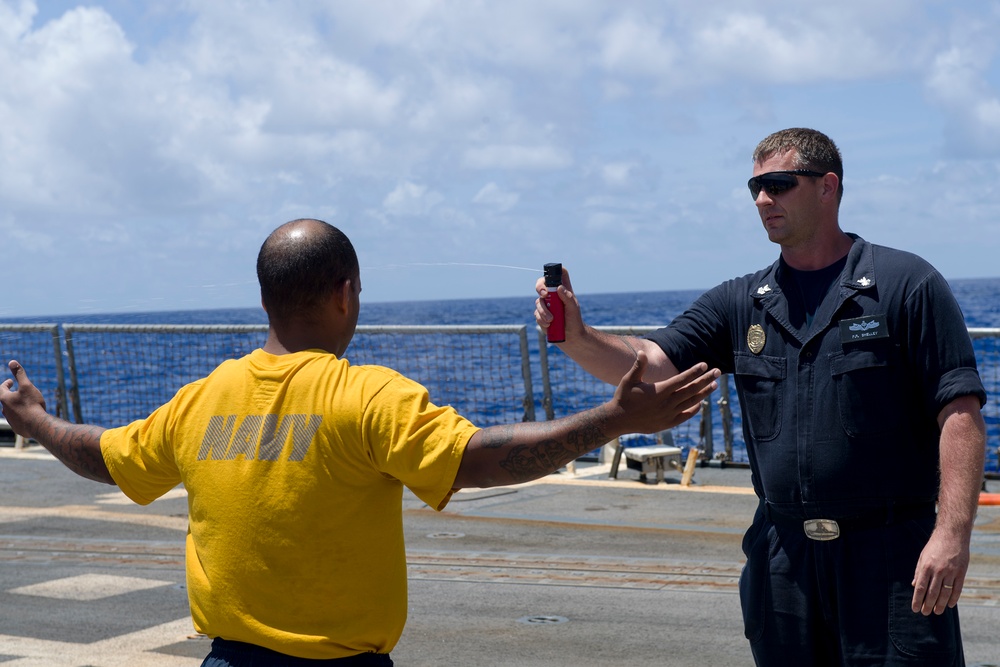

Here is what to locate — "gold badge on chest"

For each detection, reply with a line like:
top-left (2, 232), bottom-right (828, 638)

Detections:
top-left (747, 324), bottom-right (766, 355)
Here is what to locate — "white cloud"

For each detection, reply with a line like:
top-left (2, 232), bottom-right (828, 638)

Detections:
top-left (0, 0), bottom-right (999, 316)
top-left (598, 13), bottom-right (678, 77)
top-left (464, 144), bottom-right (573, 170)
top-left (974, 97), bottom-right (1000, 128)
top-left (0, 214), bottom-right (54, 253)
top-left (0, 5), bottom-right (142, 213)
top-left (602, 161), bottom-right (636, 188)
top-left (693, 14), bottom-right (894, 82)
top-left (927, 46), bottom-right (983, 105)
top-left (472, 183), bottom-right (520, 211)
top-left (329, 0), bottom-right (602, 74)
top-left (924, 11), bottom-right (1000, 156)
top-left (0, 0), bottom-right (34, 43)
top-left (407, 71), bottom-right (510, 132)
top-left (382, 181), bottom-right (444, 216)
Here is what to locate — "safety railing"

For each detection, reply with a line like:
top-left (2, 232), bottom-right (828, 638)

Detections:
top-left (0, 324), bottom-right (69, 422)
top-left (969, 329), bottom-right (1000, 474)
top-left (346, 325), bottom-right (535, 425)
top-left (538, 326), bottom-right (1000, 473)
top-left (59, 324), bottom-right (534, 428)
top-left (537, 326), bottom-right (739, 463)
top-left (1, 323), bottom-right (998, 473)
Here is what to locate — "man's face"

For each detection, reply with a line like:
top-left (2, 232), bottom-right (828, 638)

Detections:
top-left (751, 150), bottom-right (824, 248)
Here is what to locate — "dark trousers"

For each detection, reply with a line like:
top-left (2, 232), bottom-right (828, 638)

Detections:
top-left (740, 505), bottom-right (964, 666)
top-left (201, 638), bottom-right (393, 666)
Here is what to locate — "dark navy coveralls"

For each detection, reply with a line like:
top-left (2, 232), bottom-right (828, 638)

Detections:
top-left (646, 235), bottom-right (986, 666)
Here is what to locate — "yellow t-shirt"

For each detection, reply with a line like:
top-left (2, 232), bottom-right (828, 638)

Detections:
top-left (101, 348), bottom-right (479, 659)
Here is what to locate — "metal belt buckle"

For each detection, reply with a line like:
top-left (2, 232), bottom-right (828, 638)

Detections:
top-left (803, 519), bottom-right (840, 541)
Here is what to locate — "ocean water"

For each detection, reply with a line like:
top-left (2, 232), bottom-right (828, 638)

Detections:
top-left (11, 277), bottom-right (998, 328)
top-left (3, 278), bottom-right (999, 470)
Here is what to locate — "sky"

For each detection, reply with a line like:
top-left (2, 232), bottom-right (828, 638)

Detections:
top-left (2, 0), bottom-right (1000, 317)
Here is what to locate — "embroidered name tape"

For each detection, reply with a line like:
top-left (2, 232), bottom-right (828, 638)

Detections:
top-left (839, 315), bottom-right (889, 343)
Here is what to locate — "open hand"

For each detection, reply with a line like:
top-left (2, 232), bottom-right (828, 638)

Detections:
top-left (612, 353), bottom-right (720, 434)
top-left (0, 360), bottom-right (48, 440)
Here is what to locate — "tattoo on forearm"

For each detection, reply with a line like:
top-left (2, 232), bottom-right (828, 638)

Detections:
top-left (41, 419), bottom-right (111, 484)
top-left (479, 425), bottom-right (514, 449)
top-left (499, 441), bottom-right (570, 482)
top-left (498, 415), bottom-right (608, 483)
top-left (569, 420), bottom-right (607, 453)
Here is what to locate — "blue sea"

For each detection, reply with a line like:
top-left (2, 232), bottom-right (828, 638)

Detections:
top-left (9, 277), bottom-right (1000, 329)
top-left (3, 278), bottom-right (1000, 471)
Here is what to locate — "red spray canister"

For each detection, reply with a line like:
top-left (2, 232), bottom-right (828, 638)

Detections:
top-left (543, 263), bottom-right (565, 343)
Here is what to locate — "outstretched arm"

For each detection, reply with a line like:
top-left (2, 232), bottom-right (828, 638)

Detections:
top-left (535, 267), bottom-right (678, 384)
top-left (452, 354), bottom-right (719, 489)
top-left (0, 361), bottom-right (113, 485)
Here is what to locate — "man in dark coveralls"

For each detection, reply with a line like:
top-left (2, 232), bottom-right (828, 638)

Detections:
top-left (534, 128), bottom-right (987, 666)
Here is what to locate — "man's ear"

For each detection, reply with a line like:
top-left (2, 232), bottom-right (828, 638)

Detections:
top-left (334, 279), bottom-right (353, 314)
top-left (820, 172), bottom-right (840, 203)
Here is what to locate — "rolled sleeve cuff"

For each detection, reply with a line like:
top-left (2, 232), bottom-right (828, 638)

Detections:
top-left (935, 367), bottom-right (987, 411)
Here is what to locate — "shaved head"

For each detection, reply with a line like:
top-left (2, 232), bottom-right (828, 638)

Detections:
top-left (257, 219), bottom-right (359, 323)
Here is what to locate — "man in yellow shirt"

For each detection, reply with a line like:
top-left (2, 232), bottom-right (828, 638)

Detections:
top-left (0, 218), bottom-right (719, 666)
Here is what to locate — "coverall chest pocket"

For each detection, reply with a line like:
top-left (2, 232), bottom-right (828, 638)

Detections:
top-left (829, 346), bottom-right (904, 438)
top-left (733, 353), bottom-right (786, 442)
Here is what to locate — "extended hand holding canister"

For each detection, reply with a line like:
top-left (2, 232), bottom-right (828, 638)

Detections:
top-left (543, 263), bottom-right (565, 343)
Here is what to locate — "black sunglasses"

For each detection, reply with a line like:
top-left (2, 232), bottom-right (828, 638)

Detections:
top-left (747, 170), bottom-right (825, 200)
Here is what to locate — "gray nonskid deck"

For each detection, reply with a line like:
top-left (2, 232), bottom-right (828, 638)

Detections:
top-left (2, 449), bottom-right (999, 666)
